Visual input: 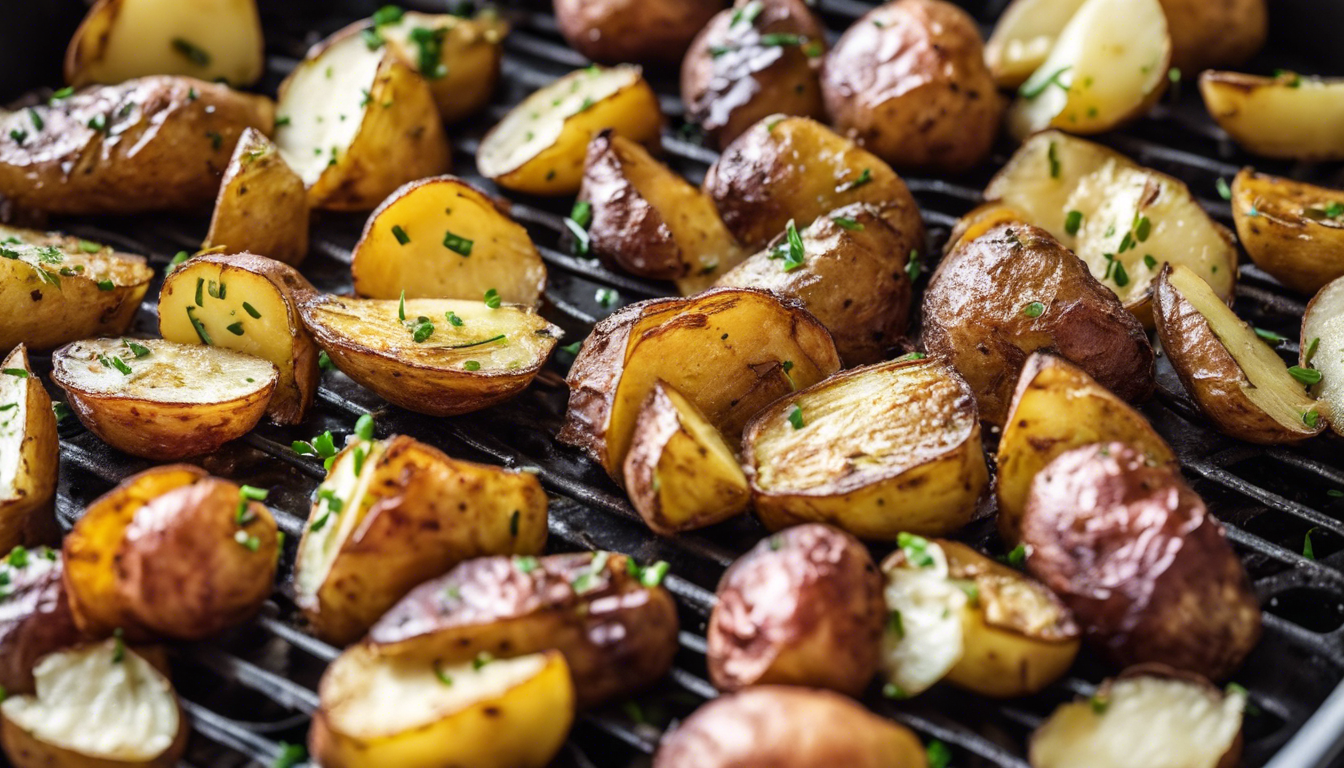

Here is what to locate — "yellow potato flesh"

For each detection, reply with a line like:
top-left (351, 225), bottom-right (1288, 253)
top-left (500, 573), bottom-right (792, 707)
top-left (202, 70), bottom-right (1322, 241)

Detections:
top-left (1201, 72), bottom-right (1344, 161)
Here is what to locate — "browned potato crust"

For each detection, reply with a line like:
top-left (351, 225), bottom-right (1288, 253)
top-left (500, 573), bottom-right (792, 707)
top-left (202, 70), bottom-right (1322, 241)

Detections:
top-left (1023, 443), bottom-right (1261, 679)
top-left (0, 548), bottom-right (84, 694)
top-left (203, 128), bottom-right (310, 267)
top-left (555, 0), bottom-right (725, 66)
top-left (1231, 168), bottom-right (1344, 295)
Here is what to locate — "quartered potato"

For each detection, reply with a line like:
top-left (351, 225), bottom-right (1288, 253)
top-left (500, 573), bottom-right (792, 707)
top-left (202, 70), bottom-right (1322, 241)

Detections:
top-left (0, 547), bottom-right (84, 695)
top-left (0, 77), bottom-right (273, 215)
top-left (478, 65), bottom-right (662, 196)
top-left (351, 176), bottom-right (546, 306)
top-left (159, 251), bottom-right (319, 426)
top-left (51, 338), bottom-right (277, 460)
top-left (622, 382), bottom-right (751, 536)
top-left (311, 646), bottom-right (573, 768)
top-left (300, 295), bottom-right (560, 417)
top-left (1231, 168), bottom-right (1344, 295)
top-left (369, 552), bottom-right (679, 707)
top-left (1303, 276), bottom-right (1344, 437)
top-left (1155, 265), bottom-right (1325, 444)
top-left (743, 357), bottom-right (988, 540)
top-left (295, 434), bottom-right (548, 645)
top-left (203, 128), bottom-right (309, 266)
top-left (1, 640), bottom-right (188, 768)
top-left (555, 0), bottom-right (723, 66)
top-left (559, 288), bottom-right (840, 481)
top-left (0, 348), bottom-right (57, 552)
top-left (984, 0), bottom-right (1085, 88)
top-left (984, 131), bottom-right (1238, 325)
top-left (1201, 71), bottom-right (1344, 161)
top-left (370, 9), bottom-right (509, 124)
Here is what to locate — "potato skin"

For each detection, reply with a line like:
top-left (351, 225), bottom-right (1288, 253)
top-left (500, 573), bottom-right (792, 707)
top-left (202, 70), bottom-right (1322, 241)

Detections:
top-left (0, 551), bottom-right (84, 694)
top-left (1159, 0), bottom-right (1266, 73)
top-left (1023, 443), bottom-right (1261, 680)
top-left (1231, 168), bottom-right (1344, 295)
top-left (555, 0), bottom-right (724, 66)
top-left (580, 131), bottom-right (690, 280)
top-left (821, 0), bottom-right (1003, 174)
top-left (203, 128), bottom-right (309, 267)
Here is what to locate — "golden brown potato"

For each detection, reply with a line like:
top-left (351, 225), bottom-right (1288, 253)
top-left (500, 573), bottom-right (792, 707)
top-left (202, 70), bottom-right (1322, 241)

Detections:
top-left (0, 347), bottom-right (57, 552)
top-left (202, 128), bottom-right (309, 266)
top-left (922, 223), bottom-right (1155, 426)
top-left (681, 0), bottom-right (827, 150)
top-left (1200, 71), bottom-right (1344, 162)
top-left (555, 0), bottom-right (724, 66)
top-left (1154, 264), bottom-right (1325, 444)
top-left (1024, 443), bottom-right (1262, 679)
top-left (0, 77), bottom-right (273, 215)
top-left (369, 551), bottom-right (678, 708)
top-left (374, 9), bottom-right (509, 125)
top-left (708, 524), bottom-right (883, 696)
top-left (1231, 168), bottom-right (1344, 295)
top-left (0, 547), bottom-right (84, 695)
top-left (716, 203), bottom-right (916, 365)
top-left (704, 115), bottom-right (924, 252)
top-left (559, 288), bottom-right (840, 481)
top-left (1303, 277), bottom-right (1344, 437)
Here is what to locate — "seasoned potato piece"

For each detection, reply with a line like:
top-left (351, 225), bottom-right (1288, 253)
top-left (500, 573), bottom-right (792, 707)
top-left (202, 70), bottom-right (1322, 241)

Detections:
top-left (822, 0), bottom-right (1003, 173)
top-left (704, 115), bottom-right (924, 251)
top-left (0, 547), bottom-right (84, 695)
top-left (744, 358), bottom-right (987, 540)
top-left (1201, 71), bottom-right (1344, 162)
top-left (369, 552), bottom-right (678, 707)
top-left (1155, 265), bottom-right (1324, 444)
top-left (311, 646), bottom-right (573, 768)
top-left (0, 348), bottom-right (57, 552)
top-left (51, 338), bottom-right (277, 460)
top-left (1231, 169), bottom-right (1344, 295)
top-left (559, 288), bottom-right (840, 480)
top-left (351, 176), bottom-right (546, 306)
top-left (478, 65), bottom-right (662, 196)
top-left (374, 10), bottom-right (508, 124)
top-left (1024, 443), bottom-right (1262, 679)
top-left (555, 0), bottom-right (723, 66)
top-left (622, 382), bottom-right (750, 535)
top-left (984, 0), bottom-right (1085, 88)
top-left (1303, 277), bottom-right (1344, 437)
top-left (203, 128), bottom-right (309, 266)
top-left (159, 251), bottom-right (318, 425)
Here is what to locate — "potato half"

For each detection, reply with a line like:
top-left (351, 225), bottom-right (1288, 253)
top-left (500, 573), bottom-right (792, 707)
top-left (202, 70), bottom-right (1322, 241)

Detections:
top-left (555, 0), bottom-right (722, 66)
top-left (295, 435), bottom-right (548, 646)
top-left (743, 357), bottom-right (988, 540)
top-left (51, 338), bottom-right (277, 460)
top-left (0, 348), bottom-right (57, 552)
top-left (1, 640), bottom-right (188, 768)
top-left (1201, 71), bottom-right (1344, 162)
top-left (478, 64), bottom-right (662, 196)
top-left (351, 176), bottom-right (546, 306)
top-left (1155, 264), bottom-right (1325, 444)
top-left (311, 646), bottom-right (573, 768)
top-left (203, 128), bottom-right (309, 267)
top-left (300, 294), bottom-right (560, 417)
top-left (1231, 168), bottom-right (1344, 295)
top-left (159, 251), bottom-right (318, 425)
top-left (375, 10), bottom-right (508, 124)
top-left (0, 547), bottom-right (84, 695)
top-left (984, 0), bottom-right (1085, 88)
top-left (559, 288), bottom-right (840, 481)
top-left (1303, 277), bottom-right (1344, 436)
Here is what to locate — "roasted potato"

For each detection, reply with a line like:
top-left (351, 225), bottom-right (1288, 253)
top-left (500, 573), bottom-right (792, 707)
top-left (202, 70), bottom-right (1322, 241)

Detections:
top-left (1154, 264), bottom-right (1325, 444)
top-left (351, 176), bottom-right (546, 306)
top-left (310, 645), bottom-right (573, 768)
top-left (369, 551), bottom-right (678, 707)
top-left (0, 547), bottom-right (84, 695)
top-left (559, 288), bottom-right (840, 481)
top-left (295, 434), bottom-right (548, 645)
top-left (0, 77), bottom-right (273, 215)
top-left (1201, 71), bottom-right (1344, 161)
top-left (1303, 276), bottom-right (1344, 436)
top-left (478, 64), bottom-right (662, 196)
top-left (704, 115), bottom-right (924, 252)
top-left (653, 686), bottom-right (929, 768)
top-left (0, 348), bottom-right (57, 552)
top-left (1, 640), bottom-right (189, 768)
top-left (622, 381), bottom-right (751, 535)
top-left (707, 524), bottom-right (883, 696)
top-left (300, 294), bottom-right (560, 417)
top-left (202, 128), bottom-right (309, 266)
top-left (1024, 443), bottom-right (1262, 679)
top-left (983, 0), bottom-right (1086, 88)
top-left (1231, 168), bottom-right (1344, 295)
top-left (743, 357), bottom-right (988, 540)
top-left (716, 204), bottom-right (916, 365)
top-left (681, 0), bottom-right (827, 150)
top-left (984, 131), bottom-right (1238, 326)
top-left (159, 251), bottom-right (318, 426)
top-left (923, 223), bottom-right (1154, 426)
top-left (822, 0), bottom-right (1002, 173)
top-left (370, 9), bottom-right (508, 124)
top-left (51, 338), bottom-right (278, 460)
top-left (555, 0), bottom-right (723, 66)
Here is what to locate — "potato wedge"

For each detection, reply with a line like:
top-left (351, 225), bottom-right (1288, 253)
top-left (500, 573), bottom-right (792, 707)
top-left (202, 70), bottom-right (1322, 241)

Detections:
top-left (1155, 264), bottom-right (1324, 444)
top-left (0, 348), bottom-right (57, 552)
top-left (984, 0), bottom-right (1086, 88)
top-left (0, 547), bottom-right (84, 695)
top-left (478, 64), bottom-right (662, 196)
top-left (202, 128), bottom-right (309, 266)
top-left (300, 294), bottom-right (560, 417)
top-left (622, 381), bottom-right (750, 535)
top-left (311, 646), bottom-right (573, 768)
top-left (559, 288), bottom-right (840, 481)
top-left (1303, 277), bottom-right (1344, 437)
top-left (51, 338), bottom-right (277, 460)
top-left (555, 0), bottom-right (722, 66)
top-left (984, 131), bottom-right (1238, 325)
top-left (373, 9), bottom-right (508, 124)
top-left (295, 434), bottom-right (548, 645)
top-left (704, 115), bottom-right (924, 252)
top-left (1, 640), bottom-right (188, 768)
top-left (743, 357), bottom-right (987, 540)
top-left (0, 77), bottom-right (273, 215)
top-left (1231, 168), bottom-right (1344, 295)
top-left (159, 251), bottom-right (318, 425)
top-left (1201, 71), bottom-right (1344, 162)
top-left (351, 176), bottom-right (546, 306)
top-left (369, 552), bottom-right (678, 707)
top-left (275, 32), bottom-right (450, 211)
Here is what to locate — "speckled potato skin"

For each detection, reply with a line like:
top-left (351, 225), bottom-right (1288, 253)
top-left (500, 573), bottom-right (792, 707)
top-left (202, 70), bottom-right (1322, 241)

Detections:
top-left (1023, 443), bottom-right (1262, 680)
top-left (1231, 168), bottom-right (1344, 296)
top-left (1159, 0), bottom-right (1266, 73)
top-left (707, 524), bottom-right (884, 696)
top-left (820, 0), bottom-right (1003, 174)
top-left (0, 553), bottom-right (84, 695)
top-left (922, 223), bottom-right (1155, 426)
top-left (555, 0), bottom-right (724, 66)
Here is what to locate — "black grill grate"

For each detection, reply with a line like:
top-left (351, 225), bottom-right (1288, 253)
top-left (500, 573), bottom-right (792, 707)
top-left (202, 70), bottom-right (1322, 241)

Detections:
top-left (19, 1), bottom-right (1344, 766)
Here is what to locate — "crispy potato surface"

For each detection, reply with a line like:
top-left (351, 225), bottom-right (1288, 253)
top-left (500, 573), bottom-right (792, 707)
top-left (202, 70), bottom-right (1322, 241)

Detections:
top-left (376, 10), bottom-right (509, 124)
top-left (1231, 168), bottom-right (1344, 295)
top-left (1201, 71), bottom-right (1344, 161)
top-left (203, 128), bottom-right (310, 266)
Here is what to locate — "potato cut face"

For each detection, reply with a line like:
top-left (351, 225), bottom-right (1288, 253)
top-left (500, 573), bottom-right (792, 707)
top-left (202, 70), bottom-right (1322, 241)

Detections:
top-left (379, 11), bottom-right (508, 123)
top-left (1304, 277), bottom-right (1344, 436)
top-left (0, 348), bottom-right (51, 505)
top-left (52, 338), bottom-right (277, 406)
top-left (294, 437), bottom-right (388, 609)
top-left (0, 228), bottom-right (154, 290)
top-left (1201, 72), bottom-right (1344, 161)
top-left (984, 0), bottom-right (1086, 87)
top-left (880, 539), bottom-right (966, 697)
top-left (1231, 168), bottom-right (1344, 295)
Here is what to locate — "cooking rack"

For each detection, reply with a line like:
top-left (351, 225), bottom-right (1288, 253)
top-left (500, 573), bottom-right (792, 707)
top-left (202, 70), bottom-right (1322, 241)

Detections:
top-left (16, 0), bottom-right (1344, 765)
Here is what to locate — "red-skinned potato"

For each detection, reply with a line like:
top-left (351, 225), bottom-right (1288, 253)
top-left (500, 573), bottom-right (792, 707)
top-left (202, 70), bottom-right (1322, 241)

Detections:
top-left (0, 547), bottom-right (84, 695)
top-left (554, 0), bottom-right (725, 66)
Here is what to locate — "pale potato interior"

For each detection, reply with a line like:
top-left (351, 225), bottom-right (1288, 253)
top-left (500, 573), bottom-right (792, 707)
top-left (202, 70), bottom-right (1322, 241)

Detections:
top-left (1303, 278), bottom-right (1344, 434)
top-left (0, 351), bottom-right (30, 497)
top-left (276, 33), bottom-right (384, 186)
top-left (2, 640), bottom-right (179, 761)
top-left (54, 338), bottom-right (276, 404)
top-left (1202, 74), bottom-right (1344, 160)
top-left (160, 262), bottom-right (296, 384)
top-left (73, 0), bottom-right (262, 85)
top-left (881, 542), bottom-right (967, 696)
top-left (656, 385), bottom-right (746, 494)
top-left (0, 235), bottom-right (152, 289)
top-left (986, 0), bottom-right (1086, 86)
top-left (294, 437), bottom-right (386, 604)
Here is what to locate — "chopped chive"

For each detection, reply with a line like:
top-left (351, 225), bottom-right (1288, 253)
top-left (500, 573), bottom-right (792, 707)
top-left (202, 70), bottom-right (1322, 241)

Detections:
top-left (96, 279), bottom-right (114, 291)
top-left (318, 350), bottom-right (334, 371)
top-left (906, 251), bottom-right (922, 282)
top-left (186, 306), bottom-right (212, 345)
top-left (242, 301), bottom-right (261, 319)
top-left (782, 219), bottom-right (806, 271)
top-left (195, 277), bottom-right (205, 307)
top-left (1304, 527), bottom-right (1318, 560)
top-left (1020, 66), bottom-right (1072, 99)
top-left (445, 311), bottom-right (464, 327)
top-left (391, 225), bottom-right (410, 245)
top-left (1, 369), bottom-right (27, 378)
top-left (836, 168), bottom-right (872, 193)
top-left (167, 251), bottom-right (190, 273)
top-left (442, 230), bottom-right (473, 256)
top-left (226, 321), bottom-right (245, 336)
top-left (445, 334), bottom-right (506, 350)
top-left (1305, 337), bottom-right (1320, 364)
top-left (464, 360), bottom-right (481, 371)
top-left (1144, 254), bottom-right (1158, 269)
top-left (1216, 178), bottom-right (1232, 200)
top-left (484, 288), bottom-right (501, 309)
top-left (897, 532), bottom-right (935, 568)
top-left (1254, 327), bottom-right (1286, 345)
top-left (1064, 210), bottom-right (1083, 235)
top-left (563, 216), bottom-right (590, 257)
top-left (78, 240), bottom-right (101, 253)
top-left (122, 339), bottom-right (150, 358)
top-left (1288, 366), bottom-right (1323, 386)
top-left (927, 740), bottom-right (952, 768)
top-left (398, 290), bottom-right (407, 321)
top-left (1048, 141), bottom-right (1060, 178)
top-left (171, 37), bottom-right (212, 67)
top-left (570, 200), bottom-right (593, 229)
top-left (832, 216), bottom-right (863, 231)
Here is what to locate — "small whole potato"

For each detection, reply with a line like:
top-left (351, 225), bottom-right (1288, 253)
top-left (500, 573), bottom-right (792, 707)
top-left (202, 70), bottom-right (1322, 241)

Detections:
top-left (0, 547), bottom-right (84, 694)
top-left (707, 524), bottom-right (884, 696)
top-left (555, 0), bottom-right (725, 66)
